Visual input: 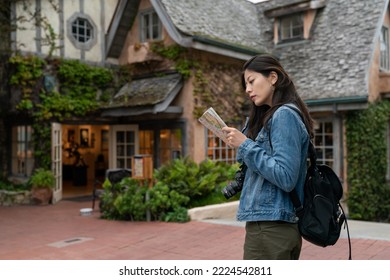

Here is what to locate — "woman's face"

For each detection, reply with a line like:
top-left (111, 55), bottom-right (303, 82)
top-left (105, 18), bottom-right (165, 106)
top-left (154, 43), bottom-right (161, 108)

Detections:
top-left (244, 70), bottom-right (275, 106)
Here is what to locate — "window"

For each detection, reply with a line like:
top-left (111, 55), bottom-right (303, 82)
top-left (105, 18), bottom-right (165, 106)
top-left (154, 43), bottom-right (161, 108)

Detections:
top-left (313, 120), bottom-right (334, 167)
top-left (279, 13), bottom-right (304, 42)
top-left (71, 18), bottom-right (92, 43)
top-left (139, 126), bottom-right (183, 168)
top-left (67, 13), bottom-right (97, 50)
top-left (206, 131), bottom-right (236, 164)
top-left (139, 130), bottom-right (154, 155)
top-left (12, 126), bottom-right (34, 177)
top-left (380, 26), bottom-right (389, 71)
top-left (115, 130), bottom-right (136, 169)
top-left (159, 129), bottom-right (182, 165)
top-left (139, 9), bottom-right (162, 42)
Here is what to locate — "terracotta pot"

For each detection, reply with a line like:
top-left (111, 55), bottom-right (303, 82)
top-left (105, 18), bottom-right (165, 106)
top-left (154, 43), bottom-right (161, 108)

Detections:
top-left (31, 187), bottom-right (53, 205)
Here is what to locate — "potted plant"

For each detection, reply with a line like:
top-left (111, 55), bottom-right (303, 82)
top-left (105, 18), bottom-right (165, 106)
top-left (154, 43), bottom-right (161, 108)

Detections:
top-left (29, 168), bottom-right (55, 205)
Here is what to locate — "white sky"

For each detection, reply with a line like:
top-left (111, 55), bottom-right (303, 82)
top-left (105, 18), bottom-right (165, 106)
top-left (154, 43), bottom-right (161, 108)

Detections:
top-left (247, 0), bottom-right (270, 3)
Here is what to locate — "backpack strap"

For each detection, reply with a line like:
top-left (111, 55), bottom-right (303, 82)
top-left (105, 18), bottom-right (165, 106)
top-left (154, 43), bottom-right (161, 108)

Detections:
top-left (289, 141), bottom-right (316, 217)
top-left (282, 104), bottom-right (316, 214)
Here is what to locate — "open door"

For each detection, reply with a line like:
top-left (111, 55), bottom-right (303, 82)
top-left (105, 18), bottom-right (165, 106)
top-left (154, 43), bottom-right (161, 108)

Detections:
top-left (51, 122), bottom-right (62, 203)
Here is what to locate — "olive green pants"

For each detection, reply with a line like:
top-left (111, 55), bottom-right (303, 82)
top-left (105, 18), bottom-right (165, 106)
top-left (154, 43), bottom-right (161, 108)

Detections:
top-left (243, 221), bottom-right (302, 260)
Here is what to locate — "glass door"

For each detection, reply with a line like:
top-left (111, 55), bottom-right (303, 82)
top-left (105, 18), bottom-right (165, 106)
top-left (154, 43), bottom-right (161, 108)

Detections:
top-left (51, 122), bottom-right (62, 203)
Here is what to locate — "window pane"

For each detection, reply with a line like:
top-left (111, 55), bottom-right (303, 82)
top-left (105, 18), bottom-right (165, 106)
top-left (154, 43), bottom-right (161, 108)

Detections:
top-left (12, 126), bottom-right (34, 177)
top-left (117, 145), bottom-right (124, 156)
top-left (140, 10), bottom-right (161, 42)
top-left (71, 18), bottom-right (92, 43)
top-left (381, 26), bottom-right (389, 70)
top-left (314, 120), bottom-right (334, 166)
top-left (280, 14), bottom-right (303, 41)
top-left (117, 159), bottom-right (125, 168)
top-left (117, 131), bottom-right (124, 143)
top-left (127, 131), bottom-right (135, 143)
top-left (206, 130), bottom-right (236, 164)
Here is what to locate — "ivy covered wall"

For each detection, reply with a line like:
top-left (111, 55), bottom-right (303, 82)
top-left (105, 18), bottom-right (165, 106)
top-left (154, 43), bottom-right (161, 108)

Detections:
top-left (345, 100), bottom-right (390, 222)
top-left (8, 55), bottom-right (119, 170)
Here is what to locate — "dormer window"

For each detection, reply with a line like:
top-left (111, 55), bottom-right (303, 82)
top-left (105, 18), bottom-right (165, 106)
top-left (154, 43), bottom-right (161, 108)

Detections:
top-left (139, 9), bottom-right (162, 42)
top-left (279, 13), bottom-right (304, 42)
top-left (265, 0), bottom-right (326, 45)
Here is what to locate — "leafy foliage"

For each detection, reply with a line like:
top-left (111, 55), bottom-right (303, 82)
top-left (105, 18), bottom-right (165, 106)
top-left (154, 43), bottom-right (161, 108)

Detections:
top-left (29, 168), bottom-right (55, 189)
top-left (0, 179), bottom-right (29, 191)
top-left (100, 177), bottom-right (148, 221)
top-left (99, 157), bottom-right (239, 222)
top-left (9, 55), bottom-right (115, 169)
top-left (345, 101), bottom-right (390, 222)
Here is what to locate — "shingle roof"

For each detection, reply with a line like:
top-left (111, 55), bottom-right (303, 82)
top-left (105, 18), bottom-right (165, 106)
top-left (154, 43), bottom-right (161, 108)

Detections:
top-left (102, 73), bottom-right (183, 116)
top-left (159, 0), bottom-right (265, 51)
top-left (256, 0), bottom-right (387, 100)
top-left (158, 0), bottom-right (387, 101)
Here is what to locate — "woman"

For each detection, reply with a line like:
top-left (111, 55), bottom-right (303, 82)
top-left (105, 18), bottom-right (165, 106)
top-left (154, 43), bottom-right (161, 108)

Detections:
top-left (222, 54), bottom-right (314, 260)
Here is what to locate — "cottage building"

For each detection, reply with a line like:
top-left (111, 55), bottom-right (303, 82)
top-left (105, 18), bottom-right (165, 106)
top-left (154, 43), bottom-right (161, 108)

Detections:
top-left (2, 0), bottom-right (390, 204)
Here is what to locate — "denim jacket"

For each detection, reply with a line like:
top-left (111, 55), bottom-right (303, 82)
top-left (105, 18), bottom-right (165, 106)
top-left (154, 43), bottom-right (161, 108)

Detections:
top-left (236, 105), bottom-right (309, 223)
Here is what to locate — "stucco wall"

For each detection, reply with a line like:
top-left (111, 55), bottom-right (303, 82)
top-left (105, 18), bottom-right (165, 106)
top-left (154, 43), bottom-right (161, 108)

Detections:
top-left (15, 0), bottom-right (119, 63)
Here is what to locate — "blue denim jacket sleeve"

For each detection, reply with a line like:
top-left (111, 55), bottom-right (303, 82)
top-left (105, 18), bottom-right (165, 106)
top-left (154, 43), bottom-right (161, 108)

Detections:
top-left (237, 107), bottom-right (306, 192)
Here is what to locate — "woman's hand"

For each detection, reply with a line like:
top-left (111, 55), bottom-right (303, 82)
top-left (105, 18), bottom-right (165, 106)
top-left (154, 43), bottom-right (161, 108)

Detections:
top-left (222, 126), bottom-right (247, 148)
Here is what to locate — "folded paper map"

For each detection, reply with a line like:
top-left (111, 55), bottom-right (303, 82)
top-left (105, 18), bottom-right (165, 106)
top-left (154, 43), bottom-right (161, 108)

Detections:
top-left (198, 107), bottom-right (229, 144)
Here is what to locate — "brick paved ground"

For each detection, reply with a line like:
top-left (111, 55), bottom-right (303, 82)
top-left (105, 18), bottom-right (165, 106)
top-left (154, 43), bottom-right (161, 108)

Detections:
top-left (0, 200), bottom-right (389, 260)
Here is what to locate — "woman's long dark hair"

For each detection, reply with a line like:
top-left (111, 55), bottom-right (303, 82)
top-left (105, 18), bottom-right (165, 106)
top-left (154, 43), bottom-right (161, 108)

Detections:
top-left (241, 54), bottom-right (314, 140)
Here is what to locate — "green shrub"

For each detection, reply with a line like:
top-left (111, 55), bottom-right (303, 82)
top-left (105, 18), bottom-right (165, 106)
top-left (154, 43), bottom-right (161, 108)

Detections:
top-left (100, 177), bottom-right (148, 221)
top-left (152, 157), bottom-right (239, 208)
top-left (0, 180), bottom-right (29, 191)
top-left (99, 157), bottom-right (239, 222)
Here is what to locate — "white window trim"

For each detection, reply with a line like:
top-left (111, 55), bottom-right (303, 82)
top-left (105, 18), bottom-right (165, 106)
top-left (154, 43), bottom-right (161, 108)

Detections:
top-left (205, 130), bottom-right (236, 164)
top-left (139, 8), bottom-right (162, 43)
top-left (109, 125), bottom-right (139, 169)
top-left (380, 26), bottom-right (390, 71)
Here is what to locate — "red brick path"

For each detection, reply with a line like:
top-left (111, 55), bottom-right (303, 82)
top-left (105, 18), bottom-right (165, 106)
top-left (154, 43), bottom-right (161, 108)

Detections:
top-left (0, 200), bottom-right (389, 260)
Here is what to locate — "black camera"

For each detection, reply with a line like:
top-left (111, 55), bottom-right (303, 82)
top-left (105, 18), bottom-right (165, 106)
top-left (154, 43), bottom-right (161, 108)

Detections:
top-left (222, 164), bottom-right (247, 199)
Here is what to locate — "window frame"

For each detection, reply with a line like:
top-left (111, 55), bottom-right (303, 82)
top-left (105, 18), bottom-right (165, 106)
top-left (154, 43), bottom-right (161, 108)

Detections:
top-left (139, 8), bottom-right (162, 43)
top-left (205, 130), bottom-right (236, 164)
top-left (380, 26), bottom-right (390, 71)
top-left (278, 13), bottom-right (304, 42)
top-left (66, 13), bottom-right (97, 50)
top-left (11, 125), bottom-right (34, 177)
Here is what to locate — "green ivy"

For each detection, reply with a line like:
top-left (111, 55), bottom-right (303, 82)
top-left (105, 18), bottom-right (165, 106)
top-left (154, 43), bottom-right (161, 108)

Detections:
top-left (345, 100), bottom-right (390, 222)
top-left (9, 55), bottom-right (115, 169)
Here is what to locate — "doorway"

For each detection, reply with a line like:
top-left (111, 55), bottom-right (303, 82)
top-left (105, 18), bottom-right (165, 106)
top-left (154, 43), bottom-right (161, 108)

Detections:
top-left (61, 124), bottom-right (109, 198)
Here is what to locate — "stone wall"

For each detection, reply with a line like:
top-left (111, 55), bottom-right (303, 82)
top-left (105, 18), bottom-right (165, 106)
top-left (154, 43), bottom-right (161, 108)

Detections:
top-left (0, 190), bottom-right (32, 206)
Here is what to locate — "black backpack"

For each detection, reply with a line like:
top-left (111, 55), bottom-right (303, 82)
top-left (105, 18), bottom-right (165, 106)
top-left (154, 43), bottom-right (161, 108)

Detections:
top-left (286, 105), bottom-right (352, 259)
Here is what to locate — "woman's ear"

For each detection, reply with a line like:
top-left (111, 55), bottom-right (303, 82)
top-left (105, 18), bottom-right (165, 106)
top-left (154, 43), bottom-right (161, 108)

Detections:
top-left (269, 71), bottom-right (278, 86)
